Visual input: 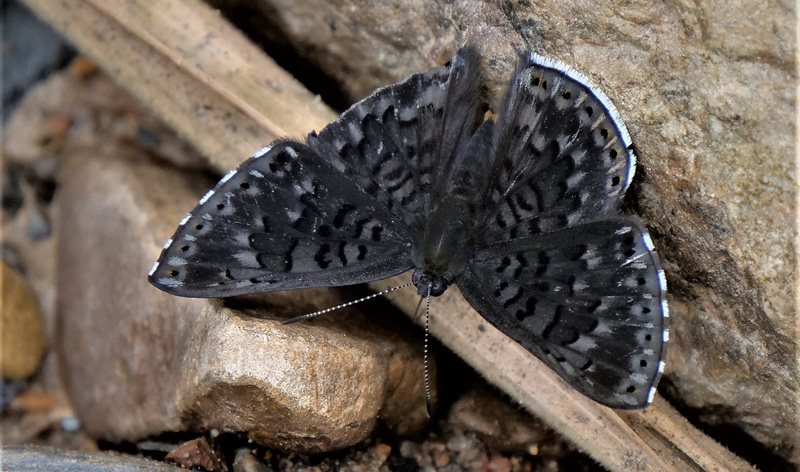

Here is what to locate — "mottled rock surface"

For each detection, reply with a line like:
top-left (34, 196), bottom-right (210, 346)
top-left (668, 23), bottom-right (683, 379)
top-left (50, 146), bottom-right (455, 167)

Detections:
top-left (214, 0), bottom-right (798, 464)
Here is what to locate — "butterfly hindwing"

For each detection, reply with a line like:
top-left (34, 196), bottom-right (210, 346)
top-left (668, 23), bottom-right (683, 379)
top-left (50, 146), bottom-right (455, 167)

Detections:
top-left (480, 53), bottom-right (637, 243)
top-left (149, 141), bottom-right (414, 297)
top-left (459, 217), bottom-right (668, 408)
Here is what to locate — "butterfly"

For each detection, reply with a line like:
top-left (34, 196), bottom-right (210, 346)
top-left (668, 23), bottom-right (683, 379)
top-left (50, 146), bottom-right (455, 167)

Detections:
top-left (149, 47), bottom-right (668, 409)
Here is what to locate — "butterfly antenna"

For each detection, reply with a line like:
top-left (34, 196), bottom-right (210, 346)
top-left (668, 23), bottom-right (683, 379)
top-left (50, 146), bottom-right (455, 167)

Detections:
top-left (424, 284), bottom-right (432, 417)
top-left (282, 282), bottom-right (414, 325)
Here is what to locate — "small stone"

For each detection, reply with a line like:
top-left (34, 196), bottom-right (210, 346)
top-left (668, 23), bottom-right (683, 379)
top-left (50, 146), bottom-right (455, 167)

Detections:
top-left (445, 430), bottom-right (483, 465)
top-left (483, 455), bottom-right (512, 472)
top-left (432, 446), bottom-right (450, 467)
top-left (447, 385), bottom-right (549, 454)
top-left (1, 262), bottom-right (46, 380)
top-left (165, 437), bottom-right (224, 472)
top-left (399, 439), bottom-right (423, 460)
top-left (233, 448), bottom-right (273, 472)
top-left (60, 416), bottom-right (81, 433)
top-left (69, 56), bottom-right (98, 78)
top-left (374, 442), bottom-right (392, 457)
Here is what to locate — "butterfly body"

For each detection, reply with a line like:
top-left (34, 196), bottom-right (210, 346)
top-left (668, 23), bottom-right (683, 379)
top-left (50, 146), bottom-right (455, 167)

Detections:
top-left (150, 47), bottom-right (668, 409)
top-left (413, 194), bottom-right (476, 290)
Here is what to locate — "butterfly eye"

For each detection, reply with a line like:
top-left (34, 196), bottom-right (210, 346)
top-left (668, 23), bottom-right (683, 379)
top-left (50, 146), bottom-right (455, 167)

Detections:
top-left (430, 280), bottom-right (447, 297)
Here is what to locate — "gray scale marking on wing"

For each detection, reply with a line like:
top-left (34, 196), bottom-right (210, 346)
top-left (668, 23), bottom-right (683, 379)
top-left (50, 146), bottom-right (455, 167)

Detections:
top-left (150, 141), bottom-right (414, 297)
top-left (479, 59), bottom-right (635, 243)
top-left (309, 60), bottom-right (453, 227)
top-left (459, 217), bottom-right (666, 408)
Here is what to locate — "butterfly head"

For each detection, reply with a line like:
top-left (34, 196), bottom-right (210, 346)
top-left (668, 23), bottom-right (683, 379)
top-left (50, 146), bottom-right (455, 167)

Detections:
top-left (412, 268), bottom-right (448, 297)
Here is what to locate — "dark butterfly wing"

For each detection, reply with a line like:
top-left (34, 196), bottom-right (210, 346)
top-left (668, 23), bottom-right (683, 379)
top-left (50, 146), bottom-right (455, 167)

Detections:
top-left (479, 53), bottom-right (637, 243)
top-left (150, 49), bottom-right (482, 298)
top-left (149, 141), bottom-right (414, 297)
top-left (453, 53), bottom-right (668, 408)
top-left (308, 47), bottom-right (481, 227)
top-left (459, 217), bottom-right (668, 408)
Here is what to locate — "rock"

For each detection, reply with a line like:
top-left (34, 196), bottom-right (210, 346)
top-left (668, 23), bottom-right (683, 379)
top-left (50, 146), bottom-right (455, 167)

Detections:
top-left (165, 437), bottom-right (224, 472)
top-left (216, 0), bottom-right (521, 104)
top-left (232, 448), bottom-right (273, 472)
top-left (56, 146), bottom-right (429, 453)
top-left (213, 0), bottom-right (799, 465)
top-left (447, 385), bottom-right (553, 454)
top-left (1, 262), bottom-right (46, 380)
top-left (3, 445), bottom-right (185, 471)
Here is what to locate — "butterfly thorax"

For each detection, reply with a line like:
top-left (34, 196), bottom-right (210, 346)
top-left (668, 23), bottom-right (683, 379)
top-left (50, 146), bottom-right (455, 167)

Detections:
top-left (411, 193), bottom-right (478, 296)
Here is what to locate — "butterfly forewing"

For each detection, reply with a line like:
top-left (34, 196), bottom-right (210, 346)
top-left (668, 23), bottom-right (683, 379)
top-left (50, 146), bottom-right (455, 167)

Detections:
top-left (308, 48), bottom-right (480, 228)
top-left (459, 217), bottom-right (667, 408)
top-left (149, 141), bottom-right (414, 297)
top-left (480, 54), bottom-right (636, 243)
